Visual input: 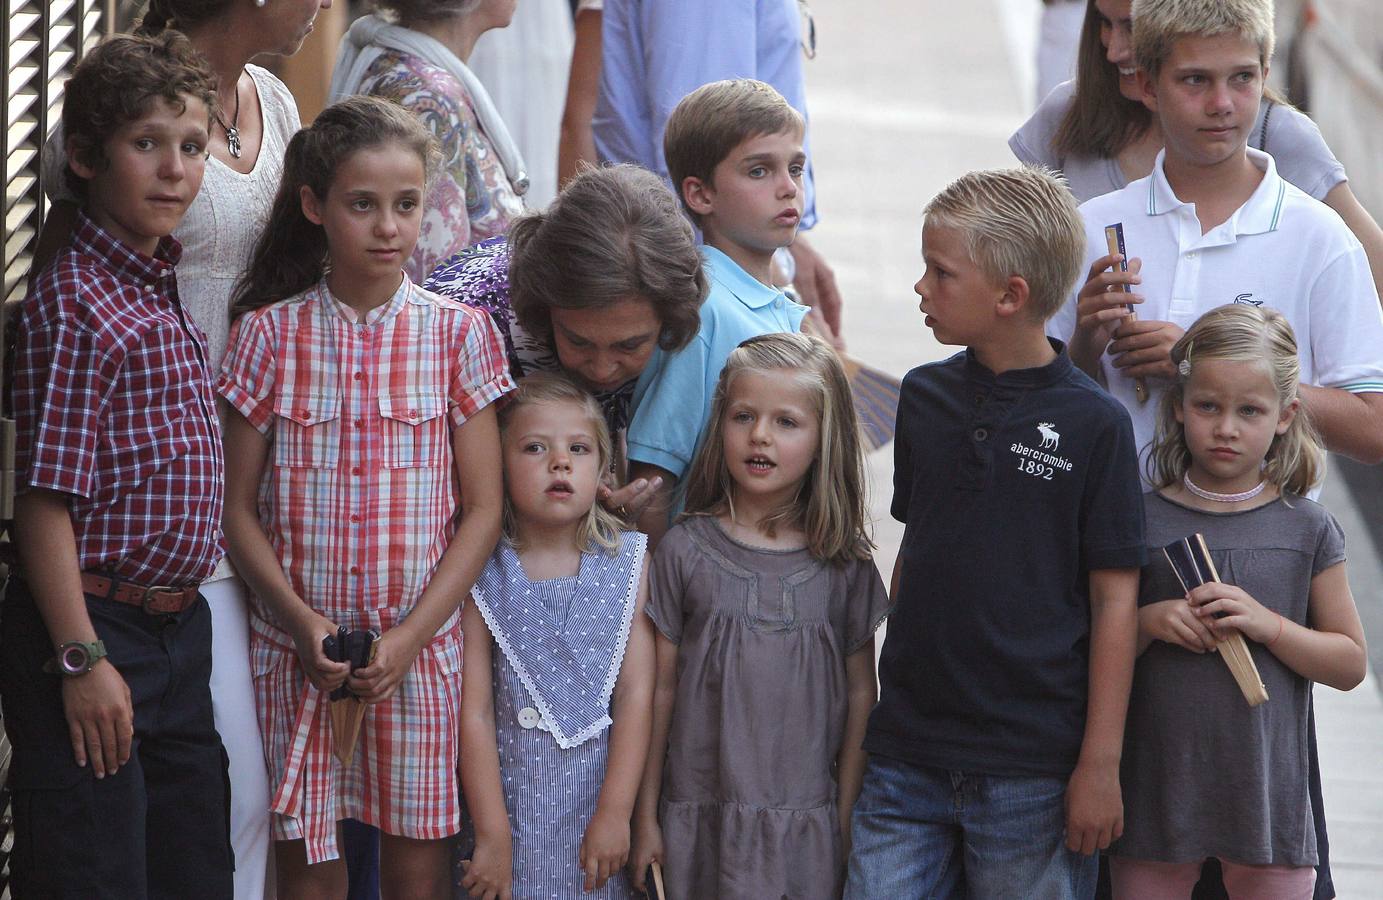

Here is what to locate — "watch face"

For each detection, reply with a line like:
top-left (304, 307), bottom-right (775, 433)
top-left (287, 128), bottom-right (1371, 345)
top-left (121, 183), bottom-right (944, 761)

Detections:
top-left (60, 644), bottom-right (90, 674)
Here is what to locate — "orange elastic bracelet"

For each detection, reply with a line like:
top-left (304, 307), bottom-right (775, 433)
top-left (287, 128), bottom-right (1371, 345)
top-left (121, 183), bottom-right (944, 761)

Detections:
top-left (1266, 612), bottom-right (1285, 647)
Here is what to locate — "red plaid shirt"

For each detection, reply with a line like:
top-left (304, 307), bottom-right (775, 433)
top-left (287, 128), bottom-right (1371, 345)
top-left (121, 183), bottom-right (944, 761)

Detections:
top-left (10, 213), bottom-right (225, 586)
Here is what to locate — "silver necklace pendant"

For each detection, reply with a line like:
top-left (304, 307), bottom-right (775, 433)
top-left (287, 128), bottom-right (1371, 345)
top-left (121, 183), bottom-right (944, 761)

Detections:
top-left (225, 124), bottom-right (242, 159)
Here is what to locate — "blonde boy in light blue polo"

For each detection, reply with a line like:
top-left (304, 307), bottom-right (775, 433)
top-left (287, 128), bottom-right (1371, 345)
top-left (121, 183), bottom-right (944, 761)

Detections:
top-left (628, 79), bottom-right (809, 545)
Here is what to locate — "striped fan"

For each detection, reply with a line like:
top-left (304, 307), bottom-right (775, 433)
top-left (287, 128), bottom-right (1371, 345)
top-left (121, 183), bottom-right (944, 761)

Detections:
top-left (799, 316), bottom-right (901, 451)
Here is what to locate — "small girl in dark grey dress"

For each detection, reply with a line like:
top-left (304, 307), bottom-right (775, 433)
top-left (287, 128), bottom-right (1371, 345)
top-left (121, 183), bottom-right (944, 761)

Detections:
top-left (629, 333), bottom-right (891, 899)
top-left (1112, 305), bottom-right (1368, 899)
top-left (456, 374), bottom-right (655, 900)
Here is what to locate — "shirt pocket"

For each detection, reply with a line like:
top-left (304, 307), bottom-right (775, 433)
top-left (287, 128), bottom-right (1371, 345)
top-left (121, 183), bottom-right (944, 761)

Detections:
top-left (378, 392), bottom-right (449, 468)
top-left (273, 392), bottom-right (342, 468)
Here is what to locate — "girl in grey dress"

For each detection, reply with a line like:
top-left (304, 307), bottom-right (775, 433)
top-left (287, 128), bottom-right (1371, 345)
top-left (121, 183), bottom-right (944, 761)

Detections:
top-left (457, 375), bottom-right (655, 900)
top-left (630, 334), bottom-right (891, 899)
top-left (1111, 306), bottom-right (1367, 898)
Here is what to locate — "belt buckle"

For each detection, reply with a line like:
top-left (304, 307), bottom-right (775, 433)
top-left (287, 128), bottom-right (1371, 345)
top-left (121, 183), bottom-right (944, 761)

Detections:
top-left (140, 584), bottom-right (182, 615)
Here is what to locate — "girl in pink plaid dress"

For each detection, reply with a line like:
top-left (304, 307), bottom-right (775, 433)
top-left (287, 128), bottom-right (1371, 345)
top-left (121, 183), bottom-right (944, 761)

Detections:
top-left (218, 96), bottom-right (513, 898)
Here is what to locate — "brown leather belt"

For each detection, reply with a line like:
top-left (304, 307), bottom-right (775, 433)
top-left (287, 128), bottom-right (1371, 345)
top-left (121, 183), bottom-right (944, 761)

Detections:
top-left (80, 572), bottom-right (201, 615)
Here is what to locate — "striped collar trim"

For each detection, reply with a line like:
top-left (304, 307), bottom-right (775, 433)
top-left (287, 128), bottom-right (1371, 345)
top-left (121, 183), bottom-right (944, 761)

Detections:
top-left (1146, 148), bottom-right (1286, 235)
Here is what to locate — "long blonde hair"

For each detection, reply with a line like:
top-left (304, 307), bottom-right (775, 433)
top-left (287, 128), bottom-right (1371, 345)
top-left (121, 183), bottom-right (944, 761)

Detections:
top-left (497, 373), bottom-right (624, 554)
top-left (681, 333), bottom-right (873, 564)
top-left (1147, 304), bottom-right (1324, 495)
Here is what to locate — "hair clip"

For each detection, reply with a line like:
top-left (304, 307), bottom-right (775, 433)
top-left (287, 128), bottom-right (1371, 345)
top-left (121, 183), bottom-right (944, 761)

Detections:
top-left (1177, 359), bottom-right (1192, 377)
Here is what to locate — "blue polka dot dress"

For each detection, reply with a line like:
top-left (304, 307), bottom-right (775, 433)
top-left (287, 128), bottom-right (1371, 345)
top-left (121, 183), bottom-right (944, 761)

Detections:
top-left (457, 533), bottom-right (644, 899)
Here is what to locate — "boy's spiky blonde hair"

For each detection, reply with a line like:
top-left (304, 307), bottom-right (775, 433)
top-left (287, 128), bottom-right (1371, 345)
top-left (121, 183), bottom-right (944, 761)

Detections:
top-left (923, 166), bottom-right (1085, 322)
top-left (1132, 0), bottom-right (1275, 80)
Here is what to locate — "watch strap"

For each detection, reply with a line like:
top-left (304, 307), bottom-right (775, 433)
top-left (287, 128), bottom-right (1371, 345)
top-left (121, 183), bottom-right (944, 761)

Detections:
top-left (42, 640), bottom-right (109, 676)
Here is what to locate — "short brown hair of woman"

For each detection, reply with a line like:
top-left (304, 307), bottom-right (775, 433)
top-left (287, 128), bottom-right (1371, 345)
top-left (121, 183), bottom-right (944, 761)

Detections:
top-left (681, 332), bottom-right (874, 565)
top-left (662, 79), bottom-right (805, 223)
top-left (497, 372), bottom-right (626, 554)
top-left (61, 31), bottom-right (218, 199)
top-left (508, 163), bottom-right (706, 354)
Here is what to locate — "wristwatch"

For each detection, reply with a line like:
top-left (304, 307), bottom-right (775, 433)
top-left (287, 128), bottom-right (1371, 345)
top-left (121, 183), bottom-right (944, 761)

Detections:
top-left (42, 640), bottom-right (109, 677)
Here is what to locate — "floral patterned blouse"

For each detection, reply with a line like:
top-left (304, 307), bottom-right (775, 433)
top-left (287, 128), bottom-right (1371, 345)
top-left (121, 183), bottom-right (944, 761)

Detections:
top-left (355, 48), bottom-right (525, 282)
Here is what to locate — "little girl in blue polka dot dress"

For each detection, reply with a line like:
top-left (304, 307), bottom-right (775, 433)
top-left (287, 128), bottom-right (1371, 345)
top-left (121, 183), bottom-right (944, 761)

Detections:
top-left (455, 373), bottom-right (655, 900)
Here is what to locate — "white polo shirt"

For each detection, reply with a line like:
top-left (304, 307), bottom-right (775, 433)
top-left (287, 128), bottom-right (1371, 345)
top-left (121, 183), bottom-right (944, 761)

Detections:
top-left (1053, 148), bottom-right (1383, 484)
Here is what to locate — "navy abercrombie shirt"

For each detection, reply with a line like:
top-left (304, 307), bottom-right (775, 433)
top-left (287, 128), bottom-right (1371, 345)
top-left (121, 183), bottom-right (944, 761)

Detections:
top-left (866, 341), bottom-right (1146, 778)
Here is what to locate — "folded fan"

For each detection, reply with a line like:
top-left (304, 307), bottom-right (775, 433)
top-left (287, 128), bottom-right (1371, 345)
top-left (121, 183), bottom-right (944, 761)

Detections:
top-left (1162, 534), bottom-right (1269, 707)
top-left (322, 627), bottom-right (380, 763)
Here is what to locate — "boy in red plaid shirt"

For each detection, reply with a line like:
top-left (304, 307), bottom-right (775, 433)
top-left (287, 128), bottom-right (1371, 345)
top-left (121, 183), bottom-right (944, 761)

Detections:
top-left (0, 33), bottom-right (233, 898)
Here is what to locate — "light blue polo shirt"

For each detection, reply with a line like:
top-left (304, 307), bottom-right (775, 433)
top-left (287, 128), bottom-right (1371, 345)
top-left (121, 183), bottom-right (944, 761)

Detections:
top-left (627, 246), bottom-right (807, 486)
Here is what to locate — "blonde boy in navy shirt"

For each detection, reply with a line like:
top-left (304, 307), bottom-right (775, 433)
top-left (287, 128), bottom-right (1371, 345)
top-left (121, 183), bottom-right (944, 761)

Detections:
top-left (846, 168), bottom-right (1145, 900)
top-left (628, 79), bottom-right (808, 546)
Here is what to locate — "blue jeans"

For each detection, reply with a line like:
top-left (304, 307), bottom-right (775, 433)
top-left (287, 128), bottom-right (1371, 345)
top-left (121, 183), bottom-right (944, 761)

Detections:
top-left (845, 755), bottom-right (1097, 900)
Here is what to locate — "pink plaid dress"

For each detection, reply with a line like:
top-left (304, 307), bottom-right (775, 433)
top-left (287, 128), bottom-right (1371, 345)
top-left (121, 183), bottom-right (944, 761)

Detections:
top-left (218, 276), bottom-right (513, 863)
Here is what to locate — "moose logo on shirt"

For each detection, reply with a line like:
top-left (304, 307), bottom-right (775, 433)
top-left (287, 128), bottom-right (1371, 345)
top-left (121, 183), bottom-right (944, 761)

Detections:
top-left (1010, 421), bottom-right (1074, 482)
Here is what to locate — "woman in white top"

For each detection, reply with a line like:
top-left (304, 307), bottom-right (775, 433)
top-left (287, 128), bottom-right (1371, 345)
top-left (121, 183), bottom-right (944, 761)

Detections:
top-left (35, 1), bottom-right (331, 897)
top-left (1009, 0), bottom-right (1383, 297)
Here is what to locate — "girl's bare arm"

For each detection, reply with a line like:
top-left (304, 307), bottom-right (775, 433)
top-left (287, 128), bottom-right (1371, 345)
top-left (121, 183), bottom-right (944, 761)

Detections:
top-left (457, 599), bottom-right (512, 899)
top-left (1190, 562), bottom-right (1366, 691)
top-left (222, 410), bottom-right (349, 691)
top-left (350, 406), bottom-right (503, 703)
top-left (836, 636), bottom-right (878, 856)
top-left (629, 630), bottom-right (679, 892)
top-left (581, 563), bottom-right (655, 889)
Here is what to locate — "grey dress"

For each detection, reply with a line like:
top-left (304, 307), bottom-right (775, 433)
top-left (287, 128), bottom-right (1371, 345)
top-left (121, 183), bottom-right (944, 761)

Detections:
top-left (1114, 493), bottom-right (1346, 867)
top-left (647, 516), bottom-right (891, 900)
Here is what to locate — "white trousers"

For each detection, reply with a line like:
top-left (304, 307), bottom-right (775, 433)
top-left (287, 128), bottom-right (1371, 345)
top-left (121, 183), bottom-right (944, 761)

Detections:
top-left (206, 576), bottom-right (274, 900)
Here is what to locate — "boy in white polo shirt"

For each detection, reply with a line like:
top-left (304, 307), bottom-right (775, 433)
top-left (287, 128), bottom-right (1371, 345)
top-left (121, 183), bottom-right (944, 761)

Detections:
top-left (1054, 0), bottom-right (1383, 479)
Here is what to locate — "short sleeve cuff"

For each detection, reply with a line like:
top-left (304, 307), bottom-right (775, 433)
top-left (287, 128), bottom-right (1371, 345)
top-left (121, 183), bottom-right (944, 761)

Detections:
top-left (627, 442), bottom-right (689, 480)
top-left (845, 603), bottom-right (892, 655)
top-left (1085, 544), bottom-right (1148, 571)
top-left (447, 371), bottom-right (515, 428)
top-left (21, 464), bottom-right (91, 500)
top-left (216, 374), bottom-right (275, 435)
top-left (643, 604), bottom-right (681, 645)
top-left (1340, 381), bottom-right (1383, 394)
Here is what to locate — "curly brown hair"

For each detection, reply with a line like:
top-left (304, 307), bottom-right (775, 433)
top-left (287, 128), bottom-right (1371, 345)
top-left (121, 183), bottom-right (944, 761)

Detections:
top-left (508, 164), bottom-right (706, 354)
top-left (61, 31), bottom-right (218, 199)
